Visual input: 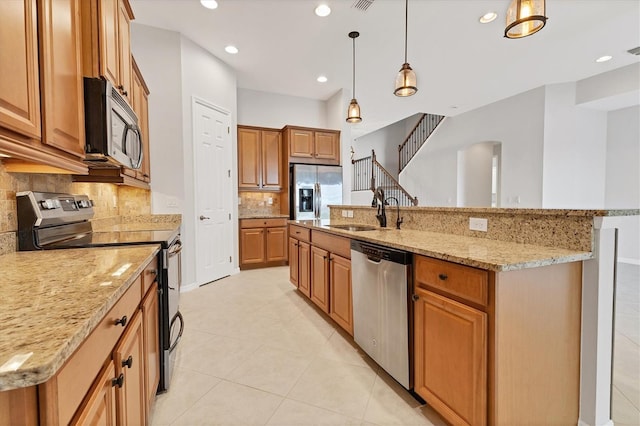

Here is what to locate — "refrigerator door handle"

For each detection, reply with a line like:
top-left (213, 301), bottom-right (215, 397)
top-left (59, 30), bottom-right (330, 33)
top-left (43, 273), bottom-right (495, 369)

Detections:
top-left (314, 182), bottom-right (319, 219)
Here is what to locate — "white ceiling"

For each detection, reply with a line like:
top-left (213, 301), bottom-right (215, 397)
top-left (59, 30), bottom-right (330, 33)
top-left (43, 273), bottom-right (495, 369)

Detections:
top-left (129, 0), bottom-right (640, 136)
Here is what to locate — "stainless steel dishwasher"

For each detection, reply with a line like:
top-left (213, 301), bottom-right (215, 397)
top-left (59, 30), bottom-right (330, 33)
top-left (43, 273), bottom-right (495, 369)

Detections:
top-left (351, 240), bottom-right (412, 389)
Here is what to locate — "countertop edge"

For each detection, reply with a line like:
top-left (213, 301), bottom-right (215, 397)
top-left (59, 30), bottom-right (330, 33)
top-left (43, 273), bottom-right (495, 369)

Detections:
top-left (289, 221), bottom-right (592, 272)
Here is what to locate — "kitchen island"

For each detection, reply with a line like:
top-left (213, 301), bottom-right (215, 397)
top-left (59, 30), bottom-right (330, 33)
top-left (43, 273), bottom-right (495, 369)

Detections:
top-left (289, 206), bottom-right (638, 426)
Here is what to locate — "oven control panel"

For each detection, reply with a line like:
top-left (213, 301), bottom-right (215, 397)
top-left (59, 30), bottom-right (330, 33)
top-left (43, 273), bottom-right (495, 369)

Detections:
top-left (17, 191), bottom-right (95, 227)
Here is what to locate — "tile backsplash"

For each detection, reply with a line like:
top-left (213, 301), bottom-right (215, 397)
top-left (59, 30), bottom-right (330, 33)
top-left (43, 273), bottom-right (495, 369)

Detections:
top-left (0, 162), bottom-right (151, 255)
top-left (238, 191), bottom-right (282, 216)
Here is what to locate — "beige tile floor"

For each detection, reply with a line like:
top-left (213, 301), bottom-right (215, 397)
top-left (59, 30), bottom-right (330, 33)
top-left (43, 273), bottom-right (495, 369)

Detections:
top-left (151, 264), bottom-right (640, 426)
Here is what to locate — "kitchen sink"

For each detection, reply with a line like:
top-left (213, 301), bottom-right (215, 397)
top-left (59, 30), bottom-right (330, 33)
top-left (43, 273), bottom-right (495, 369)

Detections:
top-left (327, 224), bottom-right (379, 232)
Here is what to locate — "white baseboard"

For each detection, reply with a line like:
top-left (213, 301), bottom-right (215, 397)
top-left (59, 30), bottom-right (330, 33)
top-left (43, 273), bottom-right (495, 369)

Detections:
top-left (618, 257), bottom-right (640, 265)
top-left (577, 420), bottom-right (614, 426)
top-left (180, 281), bottom-right (199, 293)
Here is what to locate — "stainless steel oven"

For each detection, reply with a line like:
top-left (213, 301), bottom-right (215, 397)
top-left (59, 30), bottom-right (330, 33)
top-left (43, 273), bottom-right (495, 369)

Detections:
top-left (16, 191), bottom-right (183, 393)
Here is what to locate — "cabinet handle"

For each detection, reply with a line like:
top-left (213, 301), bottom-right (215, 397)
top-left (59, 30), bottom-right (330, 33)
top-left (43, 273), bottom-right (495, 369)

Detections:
top-left (117, 85), bottom-right (128, 96)
top-left (438, 273), bottom-right (448, 281)
top-left (115, 315), bottom-right (128, 327)
top-left (411, 294), bottom-right (420, 302)
top-left (111, 373), bottom-right (124, 388)
top-left (122, 355), bottom-right (133, 369)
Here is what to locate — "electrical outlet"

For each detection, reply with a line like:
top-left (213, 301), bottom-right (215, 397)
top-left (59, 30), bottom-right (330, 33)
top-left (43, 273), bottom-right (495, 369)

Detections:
top-left (347, 210), bottom-right (354, 218)
top-left (267, 197), bottom-right (273, 205)
top-left (469, 217), bottom-right (488, 232)
top-left (341, 210), bottom-right (348, 217)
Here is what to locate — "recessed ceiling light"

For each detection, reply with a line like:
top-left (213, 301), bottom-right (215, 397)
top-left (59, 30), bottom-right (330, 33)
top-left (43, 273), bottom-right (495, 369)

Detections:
top-left (200, 0), bottom-right (218, 10)
top-left (225, 45), bottom-right (238, 54)
top-left (479, 12), bottom-right (497, 23)
top-left (317, 75), bottom-right (328, 83)
top-left (595, 55), bottom-right (613, 63)
top-left (315, 4), bottom-right (331, 17)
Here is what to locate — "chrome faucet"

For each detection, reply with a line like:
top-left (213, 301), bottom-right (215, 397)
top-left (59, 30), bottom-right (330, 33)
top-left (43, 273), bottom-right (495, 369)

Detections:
top-left (371, 187), bottom-right (387, 227)
top-left (385, 196), bottom-right (403, 230)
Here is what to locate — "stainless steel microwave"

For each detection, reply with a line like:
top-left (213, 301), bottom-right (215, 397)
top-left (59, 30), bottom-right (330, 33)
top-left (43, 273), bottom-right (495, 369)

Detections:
top-left (83, 77), bottom-right (143, 169)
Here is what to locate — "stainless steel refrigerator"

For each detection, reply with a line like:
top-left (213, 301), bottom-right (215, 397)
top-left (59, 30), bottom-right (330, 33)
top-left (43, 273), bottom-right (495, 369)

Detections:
top-left (290, 164), bottom-right (343, 220)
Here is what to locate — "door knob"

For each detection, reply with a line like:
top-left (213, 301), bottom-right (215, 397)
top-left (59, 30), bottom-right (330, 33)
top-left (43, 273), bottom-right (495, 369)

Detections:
top-left (199, 215), bottom-right (210, 220)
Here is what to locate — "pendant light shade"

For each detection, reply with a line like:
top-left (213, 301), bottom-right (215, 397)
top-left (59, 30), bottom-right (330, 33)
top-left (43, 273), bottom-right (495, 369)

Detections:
top-left (394, 0), bottom-right (417, 97)
top-left (504, 0), bottom-right (547, 39)
top-left (346, 31), bottom-right (362, 123)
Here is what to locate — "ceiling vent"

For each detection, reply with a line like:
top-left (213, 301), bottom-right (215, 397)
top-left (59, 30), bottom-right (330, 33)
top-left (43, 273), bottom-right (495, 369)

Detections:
top-left (627, 46), bottom-right (640, 56)
top-left (352, 0), bottom-right (375, 12)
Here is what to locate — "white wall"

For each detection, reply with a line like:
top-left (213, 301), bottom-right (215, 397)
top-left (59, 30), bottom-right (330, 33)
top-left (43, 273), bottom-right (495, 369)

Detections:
top-left (605, 105), bottom-right (640, 263)
top-left (326, 89), bottom-right (353, 205)
top-left (131, 24), bottom-right (239, 289)
top-left (457, 142), bottom-right (494, 207)
top-left (400, 88), bottom-right (546, 207)
top-left (237, 88), bottom-right (327, 129)
top-left (353, 119), bottom-right (404, 174)
top-left (542, 83), bottom-right (608, 208)
top-left (130, 25), bottom-right (184, 214)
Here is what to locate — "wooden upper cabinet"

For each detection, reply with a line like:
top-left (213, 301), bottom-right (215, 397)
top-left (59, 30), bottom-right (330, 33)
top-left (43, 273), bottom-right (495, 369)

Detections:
top-left (237, 126), bottom-right (282, 190)
top-left (82, 0), bottom-right (134, 103)
top-left (132, 58), bottom-right (151, 183)
top-left (284, 126), bottom-right (340, 165)
top-left (0, 0), bottom-right (41, 140)
top-left (39, 0), bottom-right (85, 158)
top-left (288, 128), bottom-right (313, 158)
top-left (261, 130), bottom-right (282, 189)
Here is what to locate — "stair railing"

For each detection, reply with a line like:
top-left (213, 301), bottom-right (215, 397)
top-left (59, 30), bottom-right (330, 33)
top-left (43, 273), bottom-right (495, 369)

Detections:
top-left (353, 150), bottom-right (418, 206)
top-left (398, 113), bottom-right (445, 173)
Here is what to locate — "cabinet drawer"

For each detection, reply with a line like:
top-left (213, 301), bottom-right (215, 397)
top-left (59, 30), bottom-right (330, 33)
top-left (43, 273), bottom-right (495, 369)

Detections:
top-left (41, 276), bottom-right (142, 425)
top-left (141, 256), bottom-right (158, 296)
top-left (241, 218), bottom-right (287, 228)
top-left (311, 230), bottom-right (350, 259)
top-left (415, 255), bottom-right (488, 308)
top-left (289, 225), bottom-right (310, 242)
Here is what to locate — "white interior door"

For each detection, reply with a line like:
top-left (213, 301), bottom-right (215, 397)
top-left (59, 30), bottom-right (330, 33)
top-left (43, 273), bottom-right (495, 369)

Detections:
top-left (193, 98), bottom-right (233, 285)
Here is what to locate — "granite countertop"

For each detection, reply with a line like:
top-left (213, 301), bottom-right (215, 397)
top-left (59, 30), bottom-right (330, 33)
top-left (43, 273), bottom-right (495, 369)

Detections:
top-left (239, 214), bottom-right (289, 219)
top-left (290, 220), bottom-right (592, 272)
top-left (0, 245), bottom-right (160, 391)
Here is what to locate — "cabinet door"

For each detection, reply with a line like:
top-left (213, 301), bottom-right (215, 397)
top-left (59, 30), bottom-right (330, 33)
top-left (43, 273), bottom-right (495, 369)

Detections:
top-left (330, 254), bottom-right (353, 335)
top-left (71, 361), bottom-right (117, 426)
top-left (261, 130), bottom-right (282, 189)
top-left (98, 0), bottom-right (120, 88)
top-left (238, 128), bottom-right (261, 188)
top-left (132, 63), bottom-right (151, 182)
top-left (114, 311), bottom-right (146, 426)
top-left (414, 288), bottom-right (487, 426)
top-left (314, 131), bottom-right (339, 162)
top-left (117, 0), bottom-right (132, 103)
top-left (266, 227), bottom-right (287, 262)
top-left (240, 228), bottom-right (265, 265)
top-left (142, 282), bottom-right (159, 418)
top-left (289, 129), bottom-right (314, 158)
top-left (298, 241), bottom-right (311, 298)
top-left (289, 238), bottom-right (299, 287)
top-left (0, 0), bottom-right (41, 139)
top-left (38, 0), bottom-right (85, 158)
top-left (310, 246), bottom-right (330, 313)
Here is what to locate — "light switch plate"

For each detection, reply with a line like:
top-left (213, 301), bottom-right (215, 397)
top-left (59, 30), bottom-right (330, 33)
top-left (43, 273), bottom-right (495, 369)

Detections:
top-left (469, 217), bottom-right (488, 232)
top-left (341, 210), bottom-right (348, 217)
top-left (347, 210), bottom-right (354, 218)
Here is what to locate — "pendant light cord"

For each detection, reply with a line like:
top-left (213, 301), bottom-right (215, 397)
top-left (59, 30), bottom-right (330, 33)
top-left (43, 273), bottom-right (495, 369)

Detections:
top-left (404, 0), bottom-right (408, 63)
top-left (352, 36), bottom-right (356, 97)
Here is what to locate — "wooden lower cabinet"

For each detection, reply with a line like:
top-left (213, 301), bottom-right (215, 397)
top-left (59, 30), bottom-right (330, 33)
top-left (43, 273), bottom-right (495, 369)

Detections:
top-left (239, 218), bottom-right (288, 269)
top-left (298, 241), bottom-right (311, 298)
top-left (114, 311), bottom-right (146, 426)
top-left (413, 254), bottom-right (582, 425)
top-left (288, 237), bottom-right (299, 286)
top-left (414, 288), bottom-right (487, 426)
top-left (142, 282), bottom-right (160, 417)
top-left (310, 246), bottom-right (330, 313)
top-left (329, 253), bottom-right (353, 336)
top-left (71, 361), bottom-right (117, 425)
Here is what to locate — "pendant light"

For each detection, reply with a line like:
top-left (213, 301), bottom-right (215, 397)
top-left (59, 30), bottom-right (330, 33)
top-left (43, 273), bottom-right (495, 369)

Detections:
top-left (394, 0), bottom-right (417, 97)
top-left (504, 0), bottom-right (547, 39)
top-left (346, 31), bottom-right (362, 123)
